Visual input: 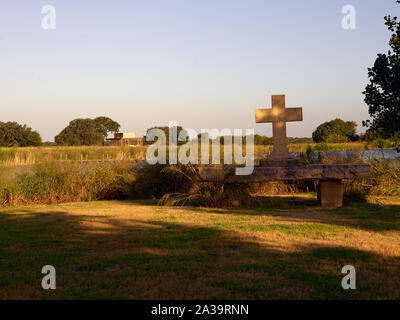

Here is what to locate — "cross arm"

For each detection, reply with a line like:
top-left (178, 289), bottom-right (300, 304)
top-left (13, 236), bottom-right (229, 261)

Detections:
top-left (255, 107), bottom-right (303, 123)
top-left (284, 108), bottom-right (303, 122)
top-left (255, 109), bottom-right (275, 123)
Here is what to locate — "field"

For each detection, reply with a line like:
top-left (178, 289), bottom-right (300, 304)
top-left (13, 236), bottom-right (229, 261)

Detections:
top-left (1, 197), bottom-right (400, 300)
top-left (1, 143), bottom-right (399, 300)
top-left (0, 142), bottom-right (372, 166)
top-left (0, 146), bottom-right (147, 166)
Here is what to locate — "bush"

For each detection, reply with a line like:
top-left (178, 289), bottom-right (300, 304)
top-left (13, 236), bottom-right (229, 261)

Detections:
top-left (314, 142), bottom-right (330, 152)
top-left (371, 139), bottom-right (393, 149)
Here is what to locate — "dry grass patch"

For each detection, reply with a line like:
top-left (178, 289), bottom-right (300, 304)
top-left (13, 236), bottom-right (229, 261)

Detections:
top-left (0, 199), bottom-right (399, 299)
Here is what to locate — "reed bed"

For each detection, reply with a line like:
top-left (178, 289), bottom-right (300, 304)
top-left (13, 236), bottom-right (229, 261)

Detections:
top-left (0, 144), bottom-right (398, 208)
top-left (0, 161), bottom-right (137, 206)
top-left (0, 146), bottom-right (147, 166)
top-left (0, 143), bottom-right (372, 167)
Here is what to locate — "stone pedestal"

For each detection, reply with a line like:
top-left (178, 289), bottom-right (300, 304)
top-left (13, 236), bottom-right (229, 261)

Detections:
top-left (317, 180), bottom-right (344, 208)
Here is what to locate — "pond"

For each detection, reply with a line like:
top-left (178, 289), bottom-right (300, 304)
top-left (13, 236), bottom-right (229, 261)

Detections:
top-left (291, 149), bottom-right (400, 160)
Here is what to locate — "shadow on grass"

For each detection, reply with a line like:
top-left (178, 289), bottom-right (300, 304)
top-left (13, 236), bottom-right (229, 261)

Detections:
top-left (126, 195), bottom-right (400, 232)
top-left (181, 195), bottom-right (400, 233)
top-left (0, 203), bottom-right (399, 300)
top-left (252, 195), bottom-right (319, 208)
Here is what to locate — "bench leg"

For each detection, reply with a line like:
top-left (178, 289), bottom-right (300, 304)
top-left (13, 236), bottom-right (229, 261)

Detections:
top-left (317, 179), bottom-right (344, 208)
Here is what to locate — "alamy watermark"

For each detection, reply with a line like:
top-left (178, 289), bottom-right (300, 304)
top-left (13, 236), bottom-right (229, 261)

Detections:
top-left (41, 5), bottom-right (56, 30)
top-left (341, 265), bottom-right (356, 290)
top-left (145, 121), bottom-right (255, 176)
top-left (40, 5), bottom-right (356, 31)
top-left (41, 265), bottom-right (56, 290)
top-left (341, 5), bottom-right (356, 30)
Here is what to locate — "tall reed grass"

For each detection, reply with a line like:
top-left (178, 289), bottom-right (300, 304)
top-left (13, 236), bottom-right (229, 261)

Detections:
top-left (0, 161), bottom-right (136, 206)
top-left (157, 164), bottom-right (252, 207)
top-left (0, 146), bottom-right (147, 166)
top-left (0, 144), bottom-right (398, 208)
top-left (360, 157), bottom-right (400, 196)
top-left (0, 143), bottom-right (372, 167)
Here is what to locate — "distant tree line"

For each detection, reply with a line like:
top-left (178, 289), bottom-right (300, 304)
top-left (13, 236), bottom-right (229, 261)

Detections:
top-left (144, 126), bottom-right (189, 146)
top-left (0, 114), bottom-right (393, 148)
top-left (195, 134), bottom-right (313, 146)
top-left (248, 135), bottom-right (313, 145)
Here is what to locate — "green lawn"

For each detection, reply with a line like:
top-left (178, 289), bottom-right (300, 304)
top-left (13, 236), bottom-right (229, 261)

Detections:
top-left (1, 197), bottom-right (400, 299)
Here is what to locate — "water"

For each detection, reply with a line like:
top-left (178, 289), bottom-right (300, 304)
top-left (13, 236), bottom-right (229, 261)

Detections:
top-left (291, 149), bottom-right (400, 160)
top-left (357, 150), bottom-right (399, 160)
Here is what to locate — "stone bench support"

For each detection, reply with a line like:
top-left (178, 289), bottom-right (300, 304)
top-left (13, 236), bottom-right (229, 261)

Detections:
top-left (317, 179), bottom-right (344, 208)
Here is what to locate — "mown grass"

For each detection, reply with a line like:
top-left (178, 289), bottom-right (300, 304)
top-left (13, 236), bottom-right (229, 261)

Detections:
top-left (0, 198), bottom-right (399, 300)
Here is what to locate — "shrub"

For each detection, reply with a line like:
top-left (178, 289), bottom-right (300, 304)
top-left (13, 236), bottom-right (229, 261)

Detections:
top-left (371, 138), bottom-right (393, 149)
top-left (156, 164), bottom-right (252, 207)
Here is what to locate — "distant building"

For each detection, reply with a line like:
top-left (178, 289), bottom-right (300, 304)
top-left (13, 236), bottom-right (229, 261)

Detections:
top-left (106, 132), bottom-right (145, 146)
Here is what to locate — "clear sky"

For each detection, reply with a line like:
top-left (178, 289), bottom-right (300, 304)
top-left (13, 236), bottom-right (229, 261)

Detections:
top-left (0, 0), bottom-right (398, 141)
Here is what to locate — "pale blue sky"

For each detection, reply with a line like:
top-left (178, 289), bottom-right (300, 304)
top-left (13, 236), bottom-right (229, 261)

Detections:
top-left (0, 0), bottom-right (398, 141)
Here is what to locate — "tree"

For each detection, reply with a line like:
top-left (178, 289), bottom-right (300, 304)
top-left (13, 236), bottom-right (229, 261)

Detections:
top-left (363, 0), bottom-right (400, 142)
top-left (361, 126), bottom-right (386, 142)
top-left (94, 117), bottom-right (121, 138)
top-left (312, 119), bottom-right (358, 143)
top-left (253, 134), bottom-right (274, 146)
top-left (0, 122), bottom-right (42, 147)
top-left (55, 117), bottom-right (121, 146)
top-left (145, 126), bottom-right (189, 145)
top-left (25, 128), bottom-right (42, 146)
top-left (55, 119), bottom-right (105, 146)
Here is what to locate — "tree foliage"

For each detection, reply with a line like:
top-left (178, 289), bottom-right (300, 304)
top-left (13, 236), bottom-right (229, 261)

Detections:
top-left (363, 0), bottom-right (400, 141)
top-left (0, 122), bottom-right (42, 147)
top-left (55, 117), bottom-right (120, 146)
top-left (145, 126), bottom-right (189, 145)
top-left (253, 134), bottom-right (274, 146)
top-left (94, 117), bottom-right (121, 138)
top-left (312, 119), bottom-right (358, 143)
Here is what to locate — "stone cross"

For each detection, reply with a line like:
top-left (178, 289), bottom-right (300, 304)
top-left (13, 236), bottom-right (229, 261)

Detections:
top-left (255, 95), bottom-right (302, 159)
